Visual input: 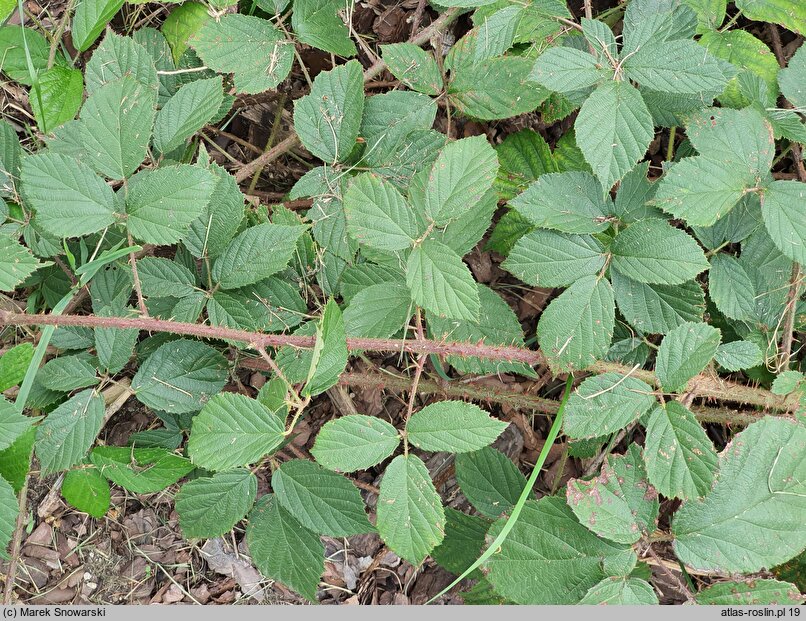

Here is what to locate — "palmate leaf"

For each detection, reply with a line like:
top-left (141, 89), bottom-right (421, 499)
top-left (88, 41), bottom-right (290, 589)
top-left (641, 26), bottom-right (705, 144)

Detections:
top-left (644, 401), bottom-right (717, 500)
top-left (407, 401), bottom-right (507, 453)
top-left (655, 322), bottom-right (721, 392)
top-left (311, 415), bottom-right (400, 473)
top-left (176, 469), bottom-right (257, 538)
top-left (673, 417), bottom-right (806, 572)
top-left (485, 497), bottom-right (633, 604)
top-left (293, 60), bottom-right (364, 164)
top-left (188, 393), bottom-right (285, 471)
top-left (575, 80), bottom-right (654, 192)
top-left (272, 459), bottom-right (373, 536)
top-left (455, 446), bottom-right (526, 519)
top-left (247, 494), bottom-right (324, 602)
top-left (536, 274), bottom-right (614, 373)
top-left (35, 389), bottom-right (105, 474)
top-left (21, 152), bottom-right (118, 238)
top-left (377, 454), bottom-right (445, 566)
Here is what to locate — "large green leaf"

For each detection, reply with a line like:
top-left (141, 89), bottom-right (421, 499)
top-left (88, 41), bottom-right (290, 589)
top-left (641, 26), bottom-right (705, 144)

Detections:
top-left (132, 339), bottom-right (228, 414)
top-left (31, 66), bottom-right (83, 134)
top-left (162, 1), bottom-right (210, 64)
top-left (293, 60), bottom-right (364, 164)
top-left (0, 397), bottom-right (32, 452)
top-left (343, 173), bottom-right (419, 250)
top-left (188, 393), bottom-right (285, 470)
top-left (579, 577), bottom-right (659, 605)
top-left (0, 475), bottom-right (17, 560)
top-left (624, 39), bottom-right (727, 95)
top-left (708, 253), bottom-right (757, 321)
top-left (673, 417), bottom-right (806, 572)
top-left (611, 220), bottom-right (709, 285)
top-left (376, 454), bottom-right (445, 565)
top-left (0, 344), bottom-right (33, 392)
top-left (406, 238), bottom-right (480, 321)
top-left (655, 322), bottom-right (721, 392)
top-left (407, 401), bottom-right (507, 453)
top-left (62, 467), bottom-right (110, 518)
top-left (90, 447), bottom-right (194, 493)
top-left (381, 44), bottom-right (442, 96)
top-left (211, 223), bottom-right (307, 289)
top-left (35, 390), bottom-right (105, 474)
top-left (503, 229), bottom-right (606, 287)
top-left (530, 46), bottom-right (609, 93)
top-left (762, 180), bottom-right (806, 266)
top-left (575, 80), bottom-right (654, 191)
top-left (291, 0), bottom-right (356, 57)
top-left (72, 0), bottom-right (126, 51)
top-left (735, 0), bottom-right (806, 35)
top-left (696, 579), bottom-right (804, 605)
top-left (125, 165), bottom-right (216, 245)
top-left (779, 44), bottom-right (806, 110)
top-left (246, 495), bottom-right (324, 602)
top-left (154, 76), bottom-right (224, 153)
top-left (567, 444), bottom-right (659, 545)
top-left (84, 30), bottom-right (158, 94)
top-left (343, 282), bottom-right (412, 339)
top-left (136, 257), bottom-right (197, 298)
top-left (536, 275), bottom-right (614, 373)
top-left (431, 508), bottom-right (488, 577)
top-left (191, 14), bottom-right (293, 94)
top-left (0, 428), bottom-right (34, 493)
top-left (272, 459), bottom-right (373, 536)
top-left (302, 299), bottom-right (347, 397)
top-left (176, 469), bottom-right (257, 538)
top-left (21, 152), bottom-right (118, 237)
top-left (311, 415), bottom-right (400, 473)
top-left (40, 354), bottom-right (99, 391)
top-left (0, 237), bottom-right (42, 292)
top-left (183, 163), bottom-right (245, 259)
top-left (563, 372), bottom-right (656, 440)
top-left (485, 496), bottom-right (633, 604)
top-left (455, 446), bottom-right (526, 519)
top-left (611, 271), bottom-right (704, 334)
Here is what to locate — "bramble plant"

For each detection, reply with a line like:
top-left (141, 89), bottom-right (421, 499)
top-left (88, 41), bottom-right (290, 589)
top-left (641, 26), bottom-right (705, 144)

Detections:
top-left (0, 0), bottom-right (805, 606)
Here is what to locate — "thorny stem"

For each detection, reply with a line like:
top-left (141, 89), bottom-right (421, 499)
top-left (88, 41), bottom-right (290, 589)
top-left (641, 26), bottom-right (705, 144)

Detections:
top-left (0, 310), bottom-right (798, 415)
top-left (128, 232), bottom-right (149, 317)
top-left (402, 310), bottom-right (427, 456)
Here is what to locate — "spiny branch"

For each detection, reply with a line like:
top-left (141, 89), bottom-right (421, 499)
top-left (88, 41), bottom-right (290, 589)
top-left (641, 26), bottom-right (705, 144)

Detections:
top-left (0, 309), bottom-right (797, 415)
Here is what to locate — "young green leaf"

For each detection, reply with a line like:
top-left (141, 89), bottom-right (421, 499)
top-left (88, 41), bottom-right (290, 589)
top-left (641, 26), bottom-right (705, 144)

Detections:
top-left (272, 459), bottom-right (373, 536)
top-left (655, 322), bottom-right (721, 392)
top-left (644, 401), bottom-right (718, 500)
top-left (131, 339), bottom-right (228, 414)
top-left (162, 1), bottom-right (210, 64)
top-left (31, 66), bottom-right (83, 134)
top-left (154, 76), bottom-right (224, 153)
top-left (188, 393), bottom-right (285, 471)
top-left (291, 0), bottom-right (356, 57)
top-left (35, 389), bottom-right (105, 474)
top-left (72, 0), bottom-right (126, 52)
top-left (311, 415), bottom-right (400, 473)
top-left (454, 446), bottom-right (526, 519)
top-left (0, 397), bottom-right (32, 451)
top-left (0, 344), bottom-right (34, 392)
top-left (563, 372), bottom-right (656, 440)
top-left (90, 447), bottom-right (194, 493)
top-left (302, 299), bottom-right (347, 397)
top-left (176, 469), bottom-right (258, 538)
top-left (536, 275), bottom-right (614, 373)
top-left (673, 417), bottom-right (806, 572)
top-left (407, 401), bottom-right (508, 453)
top-left (246, 494), bottom-right (324, 602)
top-left (62, 467), bottom-right (111, 518)
top-left (381, 43), bottom-right (442, 96)
top-left (376, 454), bottom-right (445, 566)
top-left (567, 444), bottom-right (659, 545)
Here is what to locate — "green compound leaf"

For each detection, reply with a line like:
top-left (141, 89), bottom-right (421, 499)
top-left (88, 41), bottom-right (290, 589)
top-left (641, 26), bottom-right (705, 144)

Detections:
top-left (655, 322), bottom-right (721, 392)
top-left (72, 0), bottom-right (126, 52)
top-left (575, 80), bottom-right (654, 192)
top-left (579, 577), bottom-right (659, 605)
top-left (421, 135), bottom-right (498, 226)
top-left (311, 415), bottom-right (400, 473)
top-left (503, 229), bottom-right (605, 288)
top-left (81, 76), bottom-right (156, 180)
top-left (567, 444), bottom-right (659, 545)
top-left (132, 339), bottom-right (228, 414)
top-left (35, 389), bottom-right (105, 474)
top-left (154, 76), bottom-right (224, 153)
top-left (611, 219), bottom-right (710, 285)
top-left (455, 446), bottom-right (526, 519)
top-left (90, 447), bottom-right (194, 493)
top-left (247, 494), bottom-right (324, 602)
top-left (761, 180), bottom-right (806, 266)
top-left (0, 237), bottom-right (42, 293)
top-left (508, 171), bottom-right (609, 234)
top-left (715, 341), bottom-right (763, 371)
top-left (191, 14), bottom-right (293, 94)
top-left (0, 475), bottom-right (17, 560)
top-left (293, 60), bottom-right (364, 164)
top-left (343, 173), bottom-right (419, 251)
top-left (188, 393), bottom-right (285, 471)
top-left (21, 152), bottom-right (117, 238)
top-left (485, 496), bottom-right (633, 604)
top-left (695, 580), bottom-right (804, 605)
top-left (644, 401), bottom-right (718, 500)
top-left (381, 43), bottom-right (442, 96)
top-left (176, 469), bottom-right (257, 538)
top-left (673, 417), bottom-right (806, 572)
top-left (125, 165), bottom-right (216, 245)
top-left (211, 223), bottom-right (307, 289)
top-left (611, 271), bottom-right (704, 335)
top-left (61, 467), bottom-right (111, 518)
top-left (563, 372), bottom-right (656, 440)
top-left (272, 459), bottom-right (373, 536)
top-left (377, 454), bottom-right (445, 566)
top-left (406, 238), bottom-right (480, 321)
top-left (536, 275), bottom-right (614, 374)
top-left (407, 401), bottom-right (508, 454)
top-left (291, 0), bottom-right (356, 57)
